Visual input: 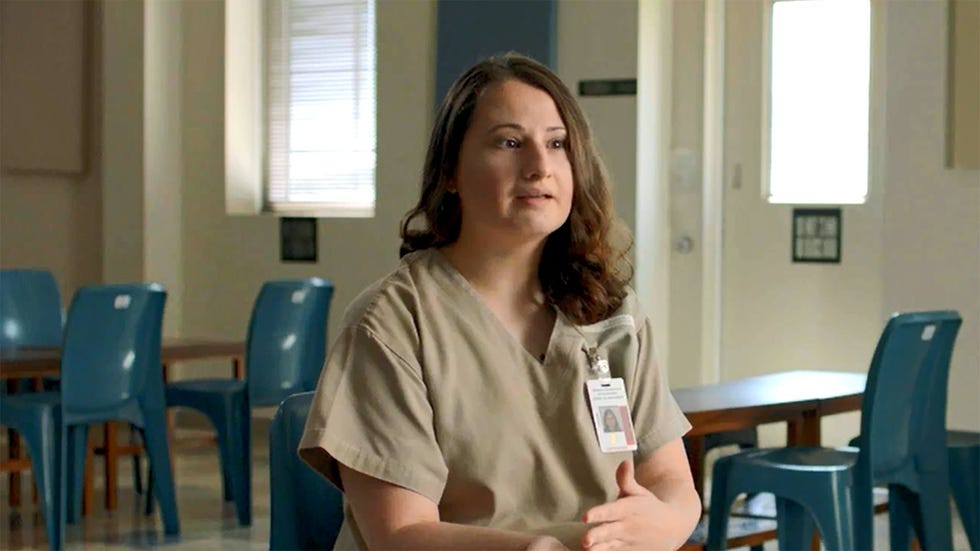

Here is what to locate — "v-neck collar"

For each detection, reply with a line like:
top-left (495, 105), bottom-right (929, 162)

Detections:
top-left (429, 248), bottom-right (564, 366)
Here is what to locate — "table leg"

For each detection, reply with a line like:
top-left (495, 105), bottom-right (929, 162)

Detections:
top-left (163, 362), bottom-right (175, 455)
top-left (7, 380), bottom-right (21, 508)
top-left (233, 356), bottom-right (244, 379)
top-left (793, 411), bottom-right (823, 551)
top-left (685, 435), bottom-right (706, 502)
top-left (83, 430), bottom-right (94, 515)
top-left (786, 412), bottom-right (821, 447)
top-left (104, 421), bottom-right (118, 510)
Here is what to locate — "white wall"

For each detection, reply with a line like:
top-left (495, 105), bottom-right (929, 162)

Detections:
top-left (881, 0), bottom-right (980, 431)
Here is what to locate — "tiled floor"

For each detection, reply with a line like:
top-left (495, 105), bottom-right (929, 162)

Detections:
top-left (0, 423), bottom-right (973, 550)
top-left (2, 425), bottom-right (270, 551)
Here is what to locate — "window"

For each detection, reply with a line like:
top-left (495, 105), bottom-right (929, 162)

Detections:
top-left (266, 0), bottom-right (376, 217)
top-left (765, 0), bottom-right (870, 205)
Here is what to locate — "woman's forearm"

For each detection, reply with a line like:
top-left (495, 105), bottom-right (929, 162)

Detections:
top-left (647, 476), bottom-right (703, 549)
top-left (384, 522), bottom-right (568, 551)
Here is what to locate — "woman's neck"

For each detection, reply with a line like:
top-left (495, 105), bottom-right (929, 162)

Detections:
top-left (441, 237), bottom-right (546, 306)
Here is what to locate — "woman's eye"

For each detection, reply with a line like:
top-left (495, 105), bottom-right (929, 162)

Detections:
top-left (498, 138), bottom-right (520, 148)
top-left (549, 138), bottom-right (565, 149)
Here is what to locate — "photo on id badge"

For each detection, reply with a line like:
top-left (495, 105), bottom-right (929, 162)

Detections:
top-left (587, 378), bottom-right (637, 453)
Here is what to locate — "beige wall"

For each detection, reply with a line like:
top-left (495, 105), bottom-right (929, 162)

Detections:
top-left (0, 0), bottom-right (975, 432)
top-left (179, 0), bottom-right (435, 377)
top-left (0, 0), bottom-right (103, 299)
top-left (557, 0), bottom-right (638, 235)
top-left (882, 0), bottom-right (980, 431)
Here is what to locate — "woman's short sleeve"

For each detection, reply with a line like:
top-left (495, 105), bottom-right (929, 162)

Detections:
top-left (298, 325), bottom-right (449, 504)
top-left (630, 316), bottom-right (692, 460)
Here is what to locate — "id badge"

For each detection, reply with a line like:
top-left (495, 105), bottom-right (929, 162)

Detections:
top-left (586, 378), bottom-right (637, 453)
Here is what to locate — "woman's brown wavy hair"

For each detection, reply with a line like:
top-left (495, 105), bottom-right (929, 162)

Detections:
top-left (399, 52), bottom-right (632, 325)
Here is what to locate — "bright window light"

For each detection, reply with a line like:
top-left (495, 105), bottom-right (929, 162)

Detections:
top-left (266, 0), bottom-right (377, 216)
top-left (767, 0), bottom-right (870, 204)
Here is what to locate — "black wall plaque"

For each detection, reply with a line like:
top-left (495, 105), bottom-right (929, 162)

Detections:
top-left (280, 217), bottom-right (317, 263)
top-left (792, 208), bottom-right (841, 263)
top-left (578, 79), bottom-right (637, 97)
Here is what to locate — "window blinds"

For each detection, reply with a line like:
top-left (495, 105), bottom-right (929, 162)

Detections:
top-left (266, 0), bottom-right (376, 215)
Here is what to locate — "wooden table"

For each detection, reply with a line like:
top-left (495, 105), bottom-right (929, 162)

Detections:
top-left (673, 369), bottom-right (867, 550)
top-left (0, 337), bottom-right (245, 511)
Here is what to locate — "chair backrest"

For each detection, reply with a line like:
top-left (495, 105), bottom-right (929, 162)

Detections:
top-left (60, 284), bottom-right (167, 419)
top-left (0, 269), bottom-right (63, 348)
top-left (857, 310), bottom-right (962, 486)
top-left (246, 279), bottom-right (333, 407)
top-left (270, 391), bottom-right (344, 551)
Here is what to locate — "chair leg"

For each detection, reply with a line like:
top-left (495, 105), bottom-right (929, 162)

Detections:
top-left (15, 415), bottom-right (61, 550)
top-left (705, 457), bottom-right (735, 551)
top-left (851, 482), bottom-right (876, 551)
top-left (133, 428), bottom-right (154, 517)
top-left (889, 484), bottom-right (921, 551)
top-left (215, 393), bottom-right (251, 526)
top-left (217, 428), bottom-right (234, 502)
top-left (949, 446), bottom-right (980, 551)
top-left (916, 473), bottom-right (954, 551)
top-left (65, 424), bottom-right (88, 525)
top-left (807, 480), bottom-right (855, 551)
top-left (8, 428), bottom-right (22, 507)
top-left (142, 409), bottom-right (180, 536)
top-left (131, 424), bottom-right (144, 495)
top-left (775, 497), bottom-right (815, 551)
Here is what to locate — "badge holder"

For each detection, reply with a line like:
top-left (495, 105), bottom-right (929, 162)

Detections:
top-left (584, 347), bottom-right (637, 453)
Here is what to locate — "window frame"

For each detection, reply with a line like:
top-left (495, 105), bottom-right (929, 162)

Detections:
top-left (761, 0), bottom-right (873, 206)
top-left (224, 0), bottom-right (378, 218)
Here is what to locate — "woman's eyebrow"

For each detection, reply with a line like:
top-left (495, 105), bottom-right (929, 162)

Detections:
top-left (486, 123), bottom-right (567, 133)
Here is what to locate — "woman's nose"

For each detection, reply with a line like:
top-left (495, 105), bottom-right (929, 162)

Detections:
top-left (522, 142), bottom-right (551, 181)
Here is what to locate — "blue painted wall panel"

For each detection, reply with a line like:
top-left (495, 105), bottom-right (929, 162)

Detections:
top-left (435, 0), bottom-right (557, 106)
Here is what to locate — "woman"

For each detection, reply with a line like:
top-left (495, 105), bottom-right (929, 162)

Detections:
top-left (299, 53), bottom-right (701, 551)
top-left (602, 409), bottom-right (622, 434)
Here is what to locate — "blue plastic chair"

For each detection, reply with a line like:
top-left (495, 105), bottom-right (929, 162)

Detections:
top-left (946, 430), bottom-right (980, 550)
top-left (0, 269), bottom-right (64, 506)
top-left (1, 268), bottom-right (63, 393)
top-left (0, 283), bottom-right (179, 550)
top-left (163, 278), bottom-right (333, 526)
top-left (269, 391), bottom-right (344, 550)
top-left (0, 269), bottom-right (63, 349)
top-left (706, 310), bottom-right (962, 551)
top-left (849, 427), bottom-right (979, 550)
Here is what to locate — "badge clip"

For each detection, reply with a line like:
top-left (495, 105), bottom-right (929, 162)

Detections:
top-left (586, 346), bottom-right (611, 380)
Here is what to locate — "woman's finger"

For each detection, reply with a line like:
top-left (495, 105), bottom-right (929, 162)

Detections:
top-left (584, 539), bottom-right (625, 551)
top-left (581, 520), bottom-right (627, 548)
top-left (582, 496), bottom-right (644, 524)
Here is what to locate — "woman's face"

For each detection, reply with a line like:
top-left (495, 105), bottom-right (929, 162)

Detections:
top-left (603, 410), bottom-right (617, 430)
top-left (450, 79), bottom-right (574, 248)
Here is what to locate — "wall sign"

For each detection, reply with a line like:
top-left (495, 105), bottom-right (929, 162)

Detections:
top-left (792, 208), bottom-right (841, 263)
top-left (578, 78), bottom-right (637, 97)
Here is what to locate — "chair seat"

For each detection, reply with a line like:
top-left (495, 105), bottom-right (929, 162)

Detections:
top-left (734, 446), bottom-right (858, 472)
top-left (0, 391), bottom-right (60, 412)
top-left (949, 430), bottom-right (980, 448)
top-left (731, 486), bottom-right (890, 518)
top-left (163, 377), bottom-right (251, 526)
top-left (166, 379), bottom-right (246, 399)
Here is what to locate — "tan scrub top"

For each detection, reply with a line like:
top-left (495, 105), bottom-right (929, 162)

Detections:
top-left (299, 248), bottom-right (691, 549)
